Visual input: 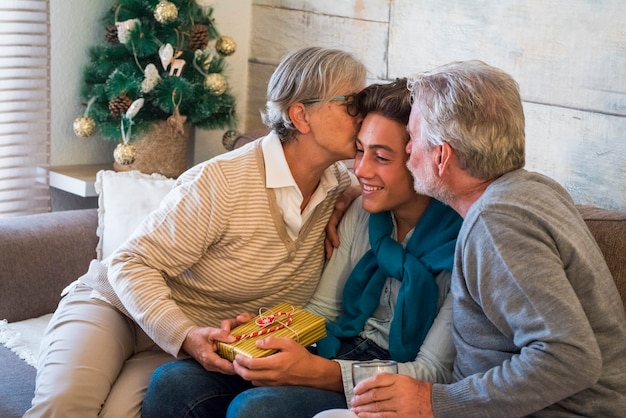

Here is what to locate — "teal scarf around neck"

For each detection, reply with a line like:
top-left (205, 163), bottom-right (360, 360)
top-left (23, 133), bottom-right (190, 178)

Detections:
top-left (317, 199), bottom-right (462, 362)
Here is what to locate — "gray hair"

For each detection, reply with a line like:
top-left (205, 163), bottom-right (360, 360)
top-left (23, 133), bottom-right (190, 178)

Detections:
top-left (261, 46), bottom-right (367, 143)
top-left (409, 60), bottom-right (525, 180)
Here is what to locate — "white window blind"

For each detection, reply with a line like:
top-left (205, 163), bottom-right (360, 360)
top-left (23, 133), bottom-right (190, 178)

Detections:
top-left (0, 0), bottom-right (50, 217)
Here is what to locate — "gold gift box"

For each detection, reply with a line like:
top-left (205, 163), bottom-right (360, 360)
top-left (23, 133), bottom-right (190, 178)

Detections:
top-left (217, 302), bottom-right (326, 361)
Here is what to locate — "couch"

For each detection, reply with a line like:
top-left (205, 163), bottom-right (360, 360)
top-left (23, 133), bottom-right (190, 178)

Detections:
top-left (1, 201), bottom-right (625, 417)
top-left (0, 209), bottom-right (98, 417)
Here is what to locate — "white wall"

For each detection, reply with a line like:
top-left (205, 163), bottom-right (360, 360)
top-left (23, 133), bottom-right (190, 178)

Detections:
top-left (248, 0), bottom-right (626, 210)
top-left (50, 0), bottom-right (113, 166)
top-left (50, 0), bottom-right (252, 167)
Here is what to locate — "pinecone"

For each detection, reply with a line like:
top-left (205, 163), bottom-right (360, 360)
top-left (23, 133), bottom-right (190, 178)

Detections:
top-left (105, 24), bottom-right (119, 44)
top-left (108, 94), bottom-right (133, 118)
top-left (188, 24), bottom-right (209, 51)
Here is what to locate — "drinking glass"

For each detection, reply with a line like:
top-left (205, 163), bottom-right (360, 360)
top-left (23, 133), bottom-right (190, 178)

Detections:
top-left (351, 360), bottom-right (398, 386)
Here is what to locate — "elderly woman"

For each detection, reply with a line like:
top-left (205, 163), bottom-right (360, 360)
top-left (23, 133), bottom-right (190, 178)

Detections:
top-left (25, 46), bottom-right (367, 418)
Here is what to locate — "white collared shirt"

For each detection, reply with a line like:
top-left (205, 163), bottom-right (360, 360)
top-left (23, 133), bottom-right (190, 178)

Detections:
top-left (262, 133), bottom-right (339, 240)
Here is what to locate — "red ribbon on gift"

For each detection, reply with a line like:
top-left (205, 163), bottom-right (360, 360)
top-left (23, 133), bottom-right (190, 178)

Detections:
top-left (234, 311), bottom-right (293, 341)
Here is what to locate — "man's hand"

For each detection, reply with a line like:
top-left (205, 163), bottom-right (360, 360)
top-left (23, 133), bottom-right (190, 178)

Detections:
top-left (350, 374), bottom-right (434, 418)
top-left (325, 185), bottom-right (361, 259)
top-left (182, 312), bottom-right (255, 374)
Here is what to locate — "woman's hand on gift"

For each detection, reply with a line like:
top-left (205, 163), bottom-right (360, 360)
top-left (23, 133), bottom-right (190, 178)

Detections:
top-left (232, 336), bottom-right (343, 392)
top-left (182, 325), bottom-right (236, 374)
top-left (181, 312), bottom-right (254, 373)
top-left (181, 313), bottom-right (250, 375)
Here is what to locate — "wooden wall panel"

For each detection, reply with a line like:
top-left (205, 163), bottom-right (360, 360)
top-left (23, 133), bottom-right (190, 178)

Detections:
top-left (246, 61), bottom-right (275, 131)
top-left (389, 0), bottom-right (626, 115)
top-left (525, 103), bottom-right (626, 210)
top-left (249, 0), bottom-right (626, 210)
top-left (247, 3), bottom-right (390, 128)
top-left (254, 0), bottom-right (390, 22)
top-left (250, 5), bottom-right (388, 76)
top-left (387, 0), bottom-right (626, 209)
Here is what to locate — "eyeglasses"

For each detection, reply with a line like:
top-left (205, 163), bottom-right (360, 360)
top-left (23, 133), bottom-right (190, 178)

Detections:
top-left (301, 94), bottom-right (359, 117)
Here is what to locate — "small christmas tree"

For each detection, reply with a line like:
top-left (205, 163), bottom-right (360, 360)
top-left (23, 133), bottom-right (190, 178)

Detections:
top-left (73, 0), bottom-right (238, 167)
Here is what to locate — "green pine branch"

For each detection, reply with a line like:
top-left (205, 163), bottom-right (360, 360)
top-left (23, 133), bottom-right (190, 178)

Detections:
top-left (80, 0), bottom-right (237, 143)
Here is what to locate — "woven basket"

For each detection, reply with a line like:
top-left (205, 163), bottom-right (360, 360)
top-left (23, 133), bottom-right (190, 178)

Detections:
top-left (113, 120), bottom-right (193, 178)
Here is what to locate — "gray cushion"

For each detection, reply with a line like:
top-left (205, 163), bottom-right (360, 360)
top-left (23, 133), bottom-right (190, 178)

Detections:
top-left (577, 205), bottom-right (626, 312)
top-left (0, 209), bottom-right (98, 322)
top-left (0, 345), bottom-right (35, 417)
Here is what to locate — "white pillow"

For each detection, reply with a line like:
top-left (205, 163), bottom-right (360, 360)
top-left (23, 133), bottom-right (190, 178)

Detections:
top-left (95, 170), bottom-right (175, 260)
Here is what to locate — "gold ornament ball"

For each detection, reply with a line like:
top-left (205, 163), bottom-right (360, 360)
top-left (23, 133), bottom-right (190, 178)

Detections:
top-left (205, 73), bottom-right (228, 95)
top-left (154, 1), bottom-right (178, 24)
top-left (73, 116), bottom-right (96, 138)
top-left (215, 35), bottom-right (237, 56)
top-left (222, 129), bottom-right (240, 151)
top-left (113, 143), bottom-right (137, 165)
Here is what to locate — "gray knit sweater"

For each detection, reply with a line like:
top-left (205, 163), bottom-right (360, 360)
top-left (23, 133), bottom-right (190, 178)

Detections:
top-left (432, 169), bottom-right (626, 417)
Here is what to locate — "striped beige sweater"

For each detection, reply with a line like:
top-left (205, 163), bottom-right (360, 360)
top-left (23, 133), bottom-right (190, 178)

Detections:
top-left (82, 139), bottom-right (353, 356)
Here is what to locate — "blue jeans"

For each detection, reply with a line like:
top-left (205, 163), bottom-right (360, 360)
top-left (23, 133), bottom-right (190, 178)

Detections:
top-left (141, 358), bottom-right (254, 418)
top-left (141, 337), bottom-right (389, 418)
top-left (227, 337), bottom-right (390, 418)
top-left (226, 386), bottom-right (347, 418)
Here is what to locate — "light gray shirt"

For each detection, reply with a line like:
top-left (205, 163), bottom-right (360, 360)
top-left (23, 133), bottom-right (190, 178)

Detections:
top-left (305, 196), bottom-right (455, 404)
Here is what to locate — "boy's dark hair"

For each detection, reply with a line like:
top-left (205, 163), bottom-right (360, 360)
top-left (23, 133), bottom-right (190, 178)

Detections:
top-left (355, 78), bottom-right (411, 126)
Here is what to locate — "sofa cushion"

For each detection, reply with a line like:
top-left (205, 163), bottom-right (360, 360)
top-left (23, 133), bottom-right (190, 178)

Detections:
top-left (95, 170), bottom-right (175, 260)
top-left (0, 344), bottom-right (35, 417)
top-left (577, 205), bottom-right (626, 312)
top-left (0, 209), bottom-right (98, 323)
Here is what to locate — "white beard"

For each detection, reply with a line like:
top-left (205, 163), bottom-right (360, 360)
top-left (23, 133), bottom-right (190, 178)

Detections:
top-left (408, 159), bottom-right (453, 206)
